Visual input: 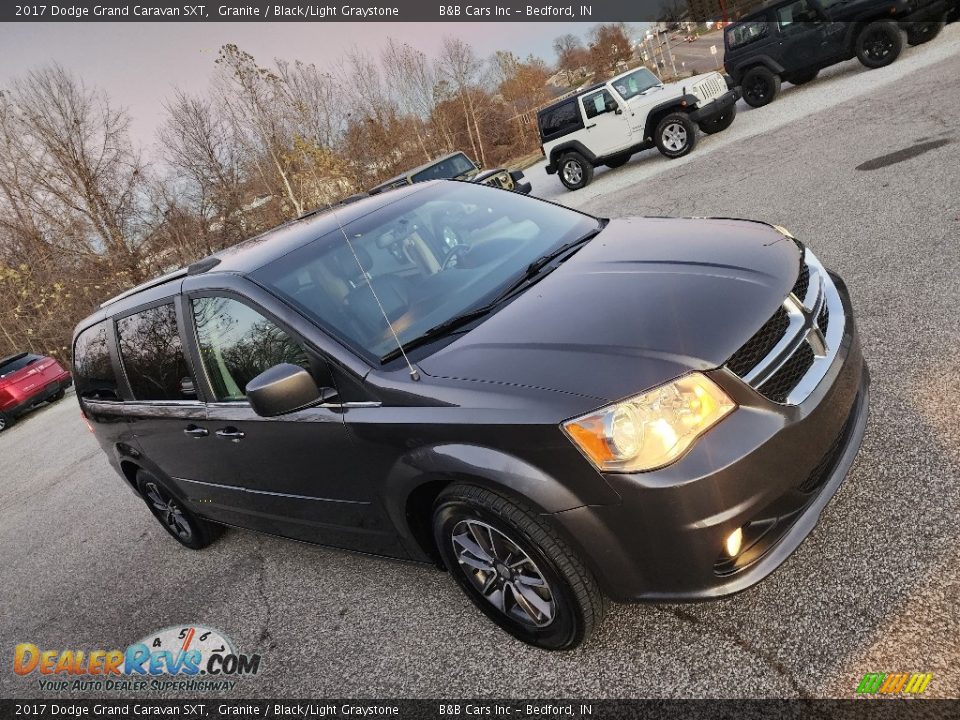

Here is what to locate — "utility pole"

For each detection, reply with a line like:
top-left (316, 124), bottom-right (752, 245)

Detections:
top-left (663, 26), bottom-right (678, 78)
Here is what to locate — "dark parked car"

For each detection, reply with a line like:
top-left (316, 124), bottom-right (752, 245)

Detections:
top-left (74, 182), bottom-right (868, 650)
top-left (368, 151), bottom-right (532, 195)
top-left (725, 0), bottom-right (950, 107)
top-left (0, 352), bottom-right (72, 432)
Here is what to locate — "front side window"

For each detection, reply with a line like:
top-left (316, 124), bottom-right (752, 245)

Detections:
top-left (192, 297), bottom-right (309, 401)
top-left (778, 0), bottom-right (820, 28)
top-left (116, 303), bottom-right (192, 401)
top-left (583, 89), bottom-right (617, 119)
top-left (609, 68), bottom-right (661, 100)
top-left (73, 322), bottom-right (119, 400)
top-left (253, 182), bottom-right (600, 363)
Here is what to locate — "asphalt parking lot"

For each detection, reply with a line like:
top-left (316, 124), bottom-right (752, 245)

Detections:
top-left (2, 26), bottom-right (959, 699)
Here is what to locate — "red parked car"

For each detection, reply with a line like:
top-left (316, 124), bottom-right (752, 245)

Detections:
top-left (0, 352), bottom-right (72, 432)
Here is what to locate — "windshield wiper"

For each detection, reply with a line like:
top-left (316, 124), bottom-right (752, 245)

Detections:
top-left (380, 222), bottom-right (606, 363)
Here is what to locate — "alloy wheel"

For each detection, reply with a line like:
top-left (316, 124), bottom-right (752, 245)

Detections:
top-left (866, 31), bottom-right (894, 61)
top-left (561, 159), bottom-right (583, 185)
top-left (746, 78), bottom-right (768, 104)
top-left (144, 482), bottom-right (193, 541)
top-left (451, 519), bottom-right (556, 628)
top-left (0, 416), bottom-right (6, 431)
top-left (661, 122), bottom-right (688, 152)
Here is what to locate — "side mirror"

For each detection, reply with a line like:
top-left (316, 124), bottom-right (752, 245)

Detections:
top-left (246, 363), bottom-right (336, 417)
top-left (179, 377), bottom-right (197, 399)
top-left (605, 99), bottom-right (620, 113)
top-left (475, 160), bottom-right (483, 170)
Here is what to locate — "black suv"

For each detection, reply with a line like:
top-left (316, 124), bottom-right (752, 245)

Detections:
top-left (725, 0), bottom-right (950, 107)
top-left (74, 181), bottom-right (868, 650)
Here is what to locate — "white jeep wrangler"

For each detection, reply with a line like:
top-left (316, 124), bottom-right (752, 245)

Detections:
top-left (538, 66), bottom-right (740, 190)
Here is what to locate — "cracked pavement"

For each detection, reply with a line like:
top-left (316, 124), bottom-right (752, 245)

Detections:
top-left (2, 30), bottom-right (959, 699)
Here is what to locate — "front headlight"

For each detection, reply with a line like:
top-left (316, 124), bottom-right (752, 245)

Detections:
top-left (562, 373), bottom-right (736, 473)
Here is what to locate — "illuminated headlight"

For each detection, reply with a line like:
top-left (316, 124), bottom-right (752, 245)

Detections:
top-left (562, 373), bottom-right (736, 473)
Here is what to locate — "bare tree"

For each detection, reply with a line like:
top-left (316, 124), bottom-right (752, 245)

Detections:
top-left (438, 37), bottom-right (487, 166)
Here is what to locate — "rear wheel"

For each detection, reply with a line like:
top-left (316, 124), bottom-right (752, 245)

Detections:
top-left (557, 152), bottom-right (593, 190)
top-left (433, 484), bottom-right (605, 650)
top-left (50, 389), bottom-right (66, 402)
top-left (136, 470), bottom-right (220, 550)
top-left (905, 20), bottom-right (945, 45)
top-left (698, 103), bottom-right (737, 134)
top-left (603, 153), bottom-right (631, 169)
top-left (741, 66), bottom-right (781, 107)
top-left (856, 21), bottom-right (904, 68)
top-left (655, 112), bottom-right (698, 158)
top-left (0, 412), bottom-right (12, 433)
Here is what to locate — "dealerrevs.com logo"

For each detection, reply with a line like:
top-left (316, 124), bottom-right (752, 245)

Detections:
top-left (13, 625), bottom-right (261, 693)
top-left (856, 673), bottom-right (933, 696)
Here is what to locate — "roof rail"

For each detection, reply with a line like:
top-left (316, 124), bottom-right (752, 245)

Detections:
top-left (99, 268), bottom-right (189, 309)
top-left (187, 257), bottom-right (221, 275)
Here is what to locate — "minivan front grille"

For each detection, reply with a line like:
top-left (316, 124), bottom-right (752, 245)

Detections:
top-left (727, 307), bottom-right (790, 377)
top-left (724, 248), bottom-right (843, 405)
top-left (757, 343), bottom-right (815, 403)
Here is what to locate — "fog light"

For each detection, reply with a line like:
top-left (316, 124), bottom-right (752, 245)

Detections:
top-left (725, 528), bottom-right (743, 557)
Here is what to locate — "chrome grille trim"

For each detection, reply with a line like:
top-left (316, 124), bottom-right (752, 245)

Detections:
top-left (732, 250), bottom-right (844, 405)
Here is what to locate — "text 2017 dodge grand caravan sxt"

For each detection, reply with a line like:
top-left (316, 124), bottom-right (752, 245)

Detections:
top-left (73, 181), bottom-right (868, 650)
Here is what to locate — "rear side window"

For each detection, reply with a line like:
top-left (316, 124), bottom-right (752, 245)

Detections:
top-left (777, 0), bottom-right (820, 27)
top-left (725, 20), bottom-right (771, 51)
top-left (192, 297), bottom-right (310, 402)
top-left (538, 100), bottom-right (584, 142)
top-left (73, 323), bottom-right (119, 400)
top-left (116, 303), bottom-right (193, 401)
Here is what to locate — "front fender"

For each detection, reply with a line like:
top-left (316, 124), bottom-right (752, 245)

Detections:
top-left (381, 442), bottom-right (622, 559)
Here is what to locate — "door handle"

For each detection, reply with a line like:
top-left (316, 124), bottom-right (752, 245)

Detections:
top-left (183, 425), bottom-right (209, 438)
top-left (215, 427), bottom-right (245, 441)
top-left (585, 123), bottom-right (597, 129)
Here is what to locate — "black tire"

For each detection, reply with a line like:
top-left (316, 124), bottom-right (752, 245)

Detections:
top-left (786, 69), bottom-right (819, 85)
top-left (557, 151), bottom-right (593, 191)
top-left (741, 66), bottom-right (781, 108)
top-left (136, 469), bottom-right (220, 550)
top-left (856, 21), bottom-right (904, 68)
top-left (603, 153), bottom-right (631, 169)
top-left (50, 389), bottom-right (66, 402)
top-left (906, 20), bottom-right (945, 45)
top-left (655, 112), bottom-right (698, 159)
top-left (698, 103), bottom-right (737, 134)
top-left (433, 484), bottom-right (606, 651)
top-left (0, 411), bottom-right (12, 433)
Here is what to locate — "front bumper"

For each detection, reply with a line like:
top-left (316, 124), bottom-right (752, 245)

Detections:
top-left (690, 89), bottom-right (740, 124)
top-left (553, 276), bottom-right (868, 602)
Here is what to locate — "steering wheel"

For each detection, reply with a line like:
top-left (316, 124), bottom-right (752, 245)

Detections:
top-left (441, 243), bottom-right (471, 270)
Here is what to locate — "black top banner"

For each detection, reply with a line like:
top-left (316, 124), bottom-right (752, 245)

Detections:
top-left (1, 0), bottom-right (731, 23)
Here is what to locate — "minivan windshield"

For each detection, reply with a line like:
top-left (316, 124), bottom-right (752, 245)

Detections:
top-left (610, 68), bottom-right (662, 100)
top-left (253, 182), bottom-right (600, 364)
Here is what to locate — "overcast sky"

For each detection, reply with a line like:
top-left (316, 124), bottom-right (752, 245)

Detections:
top-left (0, 22), bottom-right (602, 150)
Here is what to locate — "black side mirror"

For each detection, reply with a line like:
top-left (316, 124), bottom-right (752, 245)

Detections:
top-left (604, 99), bottom-right (619, 113)
top-left (246, 363), bottom-right (336, 417)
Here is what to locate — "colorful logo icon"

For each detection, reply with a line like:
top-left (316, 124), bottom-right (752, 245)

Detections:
top-left (856, 673), bottom-right (933, 695)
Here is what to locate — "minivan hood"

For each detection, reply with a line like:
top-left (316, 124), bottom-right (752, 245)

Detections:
top-left (418, 217), bottom-right (801, 403)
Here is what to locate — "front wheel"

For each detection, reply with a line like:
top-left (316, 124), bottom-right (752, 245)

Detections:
top-left (557, 152), bottom-right (593, 191)
top-left (741, 66), bottom-right (781, 107)
top-left (0, 411), bottom-right (12, 433)
top-left (698, 103), bottom-right (737, 134)
top-left (433, 484), bottom-right (605, 650)
top-left (857, 21), bottom-right (904, 68)
top-left (655, 112), bottom-right (698, 158)
top-left (906, 20), bottom-right (945, 45)
top-left (137, 470), bottom-right (221, 550)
